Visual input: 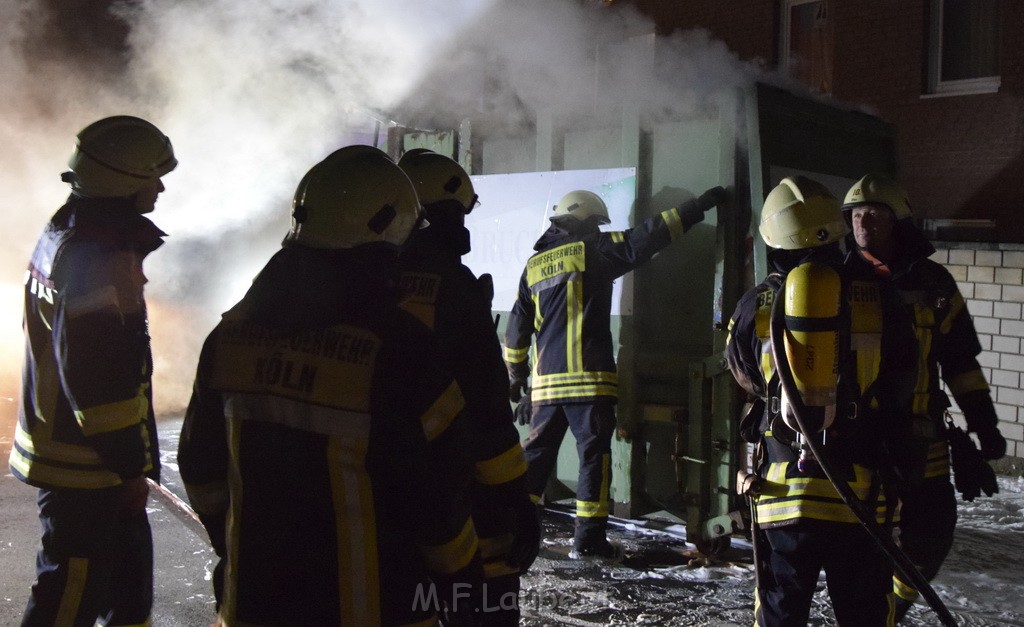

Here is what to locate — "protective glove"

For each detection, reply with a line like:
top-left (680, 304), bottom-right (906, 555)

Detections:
top-left (514, 390), bottom-right (532, 426)
top-left (959, 390), bottom-right (1007, 460)
top-left (948, 424), bottom-right (999, 501)
top-left (509, 377), bottom-right (527, 404)
top-left (678, 186), bottom-right (729, 229)
top-left (506, 499), bottom-right (542, 573)
top-left (973, 426), bottom-right (1006, 461)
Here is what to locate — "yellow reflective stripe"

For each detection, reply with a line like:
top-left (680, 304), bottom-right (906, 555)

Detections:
top-left (421, 382), bottom-right (464, 442)
top-left (75, 392), bottom-right (146, 436)
top-left (475, 444), bottom-right (527, 486)
top-left (610, 231), bottom-right (625, 243)
top-left (422, 518), bottom-right (478, 575)
top-left (893, 573), bottom-right (918, 602)
top-left (754, 463), bottom-right (893, 524)
top-left (576, 499), bottom-right (609, 518)
top-left (232, 393), bottom-right (372, 439)
top-left (940, 292), bottom-right (965, 335)
top-left (534, 371), bottom-right (619, 384)
top-left (948, 369), bottom-right (989, 396)
top-left (184, 480), bottom-right (229, 517)
top-left (529, 493), bottom-right (542, 504)
top-left (503, 345), bottom-right (529, 364)
top-left (400, 300), bottom-right (436, 330)
top-left (328, 432), bottom-right (378, 626)
top-left (662, 207), bottom-right (684, 239)
top-left (532, 384), bottom-right (617, 402)
top-left (56, 557), bottom-right (89, 626)
top-left (13, 421), bottom-right (103, 465)
top-left (566, 279), bottom-right (583, 372)
top-left (532, 292), bottom-right (543, 331)
top-left (577, 453), bottom-right (611, 517)
top-left (64, 285), bottom-right (119, 318)
top-left (925, 440), bottom-right (951, 478)
top-left (9, 437), bottom-right (121, 489)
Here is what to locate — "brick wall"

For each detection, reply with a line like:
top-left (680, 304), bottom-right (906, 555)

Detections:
top-left (933, 243), bottom-right (1024, 467)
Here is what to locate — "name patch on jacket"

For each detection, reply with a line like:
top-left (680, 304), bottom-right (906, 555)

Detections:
top-left (527, 242), bottom-right (585, 289)
top-left (211, 321), bottom-right (379, 411)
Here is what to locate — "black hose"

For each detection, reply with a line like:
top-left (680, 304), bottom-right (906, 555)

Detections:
top-left (769, 287), bottom-right (958, 627)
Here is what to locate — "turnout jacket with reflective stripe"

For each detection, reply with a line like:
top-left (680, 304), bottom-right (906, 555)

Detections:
top-left (848, 235), bottom-right (995, 481)
top-left (399, 240), bottom-right (529, 579)
top-left (726, 254), bottom-right (916, 528)
top-left (399, 240), bottom-right (528, 506)
top-left (10, 196), bottom-right (162, 490)
top-left (179, 246), bottom-right (480, 626)
top-left (504, 208), bottom-right (686, 405)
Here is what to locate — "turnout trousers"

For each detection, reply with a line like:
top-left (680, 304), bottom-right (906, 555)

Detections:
top-left (757, 523), bottom-right (894, 627)
top-left (893, 477), bottom-right (957, 621)
top-left (21, 486), bottom-right (153, 627)
top-left (522, 399), bottom-right (616, 550)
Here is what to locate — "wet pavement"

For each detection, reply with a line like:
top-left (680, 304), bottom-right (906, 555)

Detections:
top-left (4, 410), bottom-right (1022, 626)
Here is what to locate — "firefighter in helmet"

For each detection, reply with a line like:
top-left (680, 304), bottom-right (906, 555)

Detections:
top-left (397, 148), bottom-right (539, 625)
top-left (10, 115), bottom-right (176, 625)
top-left (726, 175), bottom-right (916, 625)
top-left (842, 173), bottom-right (1006, 622)
top-left (178, 145), bottom-right (484, 625)
top-left (505, 183), bottom-right (728, 558)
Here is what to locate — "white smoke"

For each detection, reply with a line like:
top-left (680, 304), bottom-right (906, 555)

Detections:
top-left (0, 0), bottom-right (760, 414)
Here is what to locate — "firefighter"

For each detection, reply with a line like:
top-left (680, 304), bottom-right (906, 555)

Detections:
top-left (726, 176), bottom-right (915, 626)
top-left (9, 115), bottom-right (176, 625)
top-left (178, 146), bottom-right (484, 626)
top-left (841, 173), bottom-right (1007, 622)
top-left (505, 184), bottom-right (728, 558)
top-left (397, 149), bottom-right (540, 625)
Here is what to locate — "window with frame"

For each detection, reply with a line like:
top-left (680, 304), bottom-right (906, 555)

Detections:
top-left (779, 0), bottom-right (833, 94)
top-left (924, 0), bottom-right (1000, 96)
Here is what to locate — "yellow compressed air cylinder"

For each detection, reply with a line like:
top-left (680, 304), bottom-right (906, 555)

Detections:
top-left (783, 261), bottom-right (841, 417)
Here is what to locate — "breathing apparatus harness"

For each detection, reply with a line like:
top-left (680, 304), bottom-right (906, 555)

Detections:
top-left (768, 281), bottom-right (958, 627)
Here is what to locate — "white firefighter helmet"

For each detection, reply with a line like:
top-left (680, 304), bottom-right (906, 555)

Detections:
top-left (65, 115), bottom-right (177, 198)
top-left (842, 173), bottom-right (912, 221)
top-left (397, 149), bottom-right (478, 213)
top-left (759, 176), bottom-right (848, 250)
top-left (285, 145), bottom-right (421, 249)
top-left (550, 190), bottom-right (610, 225)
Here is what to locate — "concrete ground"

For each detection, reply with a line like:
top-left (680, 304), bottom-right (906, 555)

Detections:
top-left (0, 409), bottom-right (218, 627)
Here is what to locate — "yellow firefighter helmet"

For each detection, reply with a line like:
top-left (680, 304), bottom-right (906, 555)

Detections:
top-left (397, 149), bottom-right (478, 213)
top-left (65, 115), bottom-right (177, 198)
top-left (286, 145), bottom-right (421, 249)
top-left (759, 176), bottom-right (847, 250)
top-left (841, 173), bottom-right (912, 221)
top-left (550, 190), bottom-right (610, 225)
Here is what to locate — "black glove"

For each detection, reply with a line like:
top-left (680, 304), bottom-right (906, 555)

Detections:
top-left (506, 499), bottom-right (542, 573)
top-left (678, 186), bottom-right (729, 229)
top-left (514, 391), bottom-right (532, 426)
top-left (948, 424), bottom-right (999, 501)
top-left (960, 390), bottom-right (1007, 460)
top-left (509, 377), bottom-right (527, 403)
top-left (698, 185), bottom-right (730, 210)
top-left (974, 426), bottom-right (1007, 461)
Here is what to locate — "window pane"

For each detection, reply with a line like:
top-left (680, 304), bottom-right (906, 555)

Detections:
top-left (788, 1), bottom-right (832, 93)
top-left (941, 0), bottom-right (999, 81)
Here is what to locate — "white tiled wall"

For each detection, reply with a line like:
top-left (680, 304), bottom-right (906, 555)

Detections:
top-left (933, 245), bottom-right (1024, 460)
